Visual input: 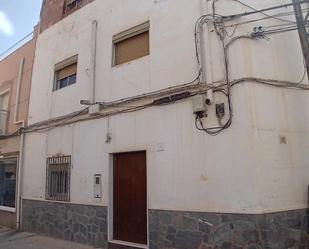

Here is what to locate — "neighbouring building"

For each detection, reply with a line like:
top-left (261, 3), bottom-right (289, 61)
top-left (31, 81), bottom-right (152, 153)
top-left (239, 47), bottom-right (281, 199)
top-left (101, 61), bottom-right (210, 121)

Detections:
top-left (0, 27), bottom-right (38, 228)
top-left (21, 0), bottom-right (309, 249)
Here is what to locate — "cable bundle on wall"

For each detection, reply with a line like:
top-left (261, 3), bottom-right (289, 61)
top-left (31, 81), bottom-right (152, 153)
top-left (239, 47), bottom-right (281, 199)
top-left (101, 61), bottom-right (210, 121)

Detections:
top-left (20, 0), bottom-right (309, 136)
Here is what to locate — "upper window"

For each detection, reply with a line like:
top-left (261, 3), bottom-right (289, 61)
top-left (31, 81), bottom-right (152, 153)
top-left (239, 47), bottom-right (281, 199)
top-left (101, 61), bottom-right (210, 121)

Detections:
top-left (54, 55), bottom-right (78, 91)
top-left (63, 0), bottom-right (82, 15)
top-left (0, 91), bottom-right (9, 135)
top-left (46, 155), bottom-right (71, 202)
top-left (113, 21), bottom-right (150, 66)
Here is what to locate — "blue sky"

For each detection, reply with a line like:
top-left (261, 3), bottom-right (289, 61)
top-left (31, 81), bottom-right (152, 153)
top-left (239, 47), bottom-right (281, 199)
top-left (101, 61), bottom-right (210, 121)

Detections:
top-left (0, 0), bottom-right (43, 55)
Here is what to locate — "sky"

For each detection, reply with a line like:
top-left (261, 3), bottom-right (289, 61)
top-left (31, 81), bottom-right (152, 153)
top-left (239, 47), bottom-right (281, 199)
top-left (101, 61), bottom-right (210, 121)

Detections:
top-left (0, 0), bottom-right (43, 55)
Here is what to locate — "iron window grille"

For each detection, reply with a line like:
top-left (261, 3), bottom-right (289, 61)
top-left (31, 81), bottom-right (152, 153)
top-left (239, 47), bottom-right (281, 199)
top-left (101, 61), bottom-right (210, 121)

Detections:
top-left (46, 156), bottom-right (71, 202)
top-left (63, 0), bottom-right (82, 15)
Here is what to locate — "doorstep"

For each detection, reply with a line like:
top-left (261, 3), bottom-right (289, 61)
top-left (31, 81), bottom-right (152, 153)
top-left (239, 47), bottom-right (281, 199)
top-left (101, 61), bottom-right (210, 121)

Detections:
top-left (108, 240), bottom-right (147, 249)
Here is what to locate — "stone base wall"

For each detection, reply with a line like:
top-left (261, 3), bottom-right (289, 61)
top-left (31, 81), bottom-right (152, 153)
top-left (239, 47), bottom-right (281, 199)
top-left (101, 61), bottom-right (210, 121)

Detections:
top-left (22, 200), bottom-right (309, 249)
top-left (22, 199), bottom-right (107, 248)
top-left (149, 209), bottom-right (309, 249)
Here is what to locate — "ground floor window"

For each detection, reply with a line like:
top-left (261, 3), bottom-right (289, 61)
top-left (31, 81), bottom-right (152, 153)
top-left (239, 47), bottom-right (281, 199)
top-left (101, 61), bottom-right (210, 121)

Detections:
top-left (46, 156), bottom-right (71, 202)
top-left (0, 158), bottom-right (17, 208)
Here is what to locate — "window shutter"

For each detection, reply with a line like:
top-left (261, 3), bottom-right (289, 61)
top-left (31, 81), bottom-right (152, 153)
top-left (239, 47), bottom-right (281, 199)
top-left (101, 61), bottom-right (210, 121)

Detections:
top-left (114, 32), bottom-right (149, 66)
top-left (56, 63), bottom-right (77, 81)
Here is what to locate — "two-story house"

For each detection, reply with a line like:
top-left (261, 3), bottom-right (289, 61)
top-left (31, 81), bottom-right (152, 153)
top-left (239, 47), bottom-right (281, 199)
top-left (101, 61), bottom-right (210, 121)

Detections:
top-left (0, 27), bottom-right (38, 228)
top-left (21, 0), bottom-right (309, 248)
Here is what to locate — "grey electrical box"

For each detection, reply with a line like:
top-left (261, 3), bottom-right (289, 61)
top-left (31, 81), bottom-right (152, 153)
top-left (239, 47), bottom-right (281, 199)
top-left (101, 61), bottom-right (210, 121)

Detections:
top-left (94, 174), bottom-right (102, 199)
top-left (192, 95), bottom-right (206, 115)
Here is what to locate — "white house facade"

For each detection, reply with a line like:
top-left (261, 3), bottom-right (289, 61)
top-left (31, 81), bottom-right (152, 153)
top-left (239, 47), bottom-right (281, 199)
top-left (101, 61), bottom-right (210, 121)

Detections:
top-left (21, 0), bottom-right (309, 248)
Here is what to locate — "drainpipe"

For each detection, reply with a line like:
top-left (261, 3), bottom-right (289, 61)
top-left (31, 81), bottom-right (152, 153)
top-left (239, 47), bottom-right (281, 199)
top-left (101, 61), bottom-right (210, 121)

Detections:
top-left (199, 0), bottom-right (214, 105)
top-left (14, 58), bottom-right (24, 125)
top-left (91, 20), bottom-right (98, 104)
top-left (14, 57), bottom-right (25, 230)
top-left (16, 125), bottom-right (25, 230)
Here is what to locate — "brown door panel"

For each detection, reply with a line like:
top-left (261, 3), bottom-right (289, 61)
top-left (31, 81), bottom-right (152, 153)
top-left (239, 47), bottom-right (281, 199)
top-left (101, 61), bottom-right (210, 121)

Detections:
top-left (113, 151), bottom-right (147, 245)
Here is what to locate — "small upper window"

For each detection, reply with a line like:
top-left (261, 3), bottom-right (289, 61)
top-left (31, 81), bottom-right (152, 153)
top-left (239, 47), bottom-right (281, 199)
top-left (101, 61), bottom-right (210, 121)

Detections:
top-left (54, 55), bottom-right (78, 91)
top-left (113, 21), bottom-right (150, 66)
top-left (63, 0), bottom-right (82, 15)
top-left (0, 92), bottom-right (9, 135)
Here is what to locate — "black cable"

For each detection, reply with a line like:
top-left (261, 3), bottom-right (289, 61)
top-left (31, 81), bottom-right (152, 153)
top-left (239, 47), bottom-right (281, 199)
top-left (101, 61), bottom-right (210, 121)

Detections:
top-left (230, 0), bottom-right (297, 24)
top-left (0, 32), bottom-right (33, 59)
top-left (206, 0), bottom-right (234, 136)
top-left (25, 107), bottom-right (89, 132)
top-left (223, 0), bottom-right (309, 20)
top-left (0, 130), bottom-right (20, 138)
top-left (21, 1), bottom-right (309, 135)
top-left (220, 8), bottom-right (309, 29)
top-left (262, 26), bottom-right (299, 35)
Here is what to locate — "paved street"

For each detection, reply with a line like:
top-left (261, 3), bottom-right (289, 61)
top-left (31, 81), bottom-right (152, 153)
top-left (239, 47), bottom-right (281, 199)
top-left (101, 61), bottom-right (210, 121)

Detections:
top-left (0, 226), bottom-right (98, 249)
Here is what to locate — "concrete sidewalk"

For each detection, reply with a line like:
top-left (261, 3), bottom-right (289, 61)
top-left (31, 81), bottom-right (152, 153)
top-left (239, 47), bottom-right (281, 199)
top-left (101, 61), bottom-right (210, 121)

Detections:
top-left (0, 226), bottom-right (99, 249)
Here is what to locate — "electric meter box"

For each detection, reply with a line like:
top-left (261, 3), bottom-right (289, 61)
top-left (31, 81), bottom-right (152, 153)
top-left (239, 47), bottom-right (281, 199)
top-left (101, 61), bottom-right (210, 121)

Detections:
top-left (94, 174), bottom-right (102, 199)
top-left (192, 95), bottom-right (206, 114)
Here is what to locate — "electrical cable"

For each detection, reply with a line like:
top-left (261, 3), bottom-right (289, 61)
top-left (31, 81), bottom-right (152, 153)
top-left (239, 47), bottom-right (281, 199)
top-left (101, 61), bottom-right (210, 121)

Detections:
top-left (24, 107), bottom-right (89, 133)
top-left (194, 89), bottom-right (232, 136)
top-left (221, 8), bottom-right (309, 28)
top-left (222, 0), bottom-right (309, 20)
top-left (23, 71), bottom-right (309, 134)
top-left (229, 0), bottom-right (297, 24)
top-left (97, 70), bottom-right (202, 108)
top-left (0, 32), bottom-right (33, 59)
top-left (21, 0), bottom-right (309, 135)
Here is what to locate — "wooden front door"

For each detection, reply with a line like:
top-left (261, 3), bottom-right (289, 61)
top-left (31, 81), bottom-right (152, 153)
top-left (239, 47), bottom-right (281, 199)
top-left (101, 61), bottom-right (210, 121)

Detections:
top-left (113, 151), bottom-right (147, 245)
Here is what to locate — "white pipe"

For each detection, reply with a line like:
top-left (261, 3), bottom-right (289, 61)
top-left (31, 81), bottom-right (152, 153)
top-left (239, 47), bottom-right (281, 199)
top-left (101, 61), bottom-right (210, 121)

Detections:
top-left (206, 89), bottom-right (214, 105)
top-left (199, 0), bottom-right (214, 103)
top-left (13, 57), bottom-right (25, 229)
top-left (15, 27), bottom-right (38, 229)
top-left (91, 20), bottom-right (98, 103)
top-left (199, 0), bottom-right (213, 84)
top-left (16, 121), bottom-right (25, 230)
top-left (14, 58), bottom-right (25, 124)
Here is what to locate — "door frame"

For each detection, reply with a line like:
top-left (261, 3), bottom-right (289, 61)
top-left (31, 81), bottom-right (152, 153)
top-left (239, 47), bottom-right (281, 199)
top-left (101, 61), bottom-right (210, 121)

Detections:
top-left (108, 149), bottom-right (149, 248)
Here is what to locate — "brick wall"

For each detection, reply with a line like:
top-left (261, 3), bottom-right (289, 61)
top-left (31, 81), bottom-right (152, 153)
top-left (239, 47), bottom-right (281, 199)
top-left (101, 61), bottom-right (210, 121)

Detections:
top-left (39, 0), bottom-right (95, 33)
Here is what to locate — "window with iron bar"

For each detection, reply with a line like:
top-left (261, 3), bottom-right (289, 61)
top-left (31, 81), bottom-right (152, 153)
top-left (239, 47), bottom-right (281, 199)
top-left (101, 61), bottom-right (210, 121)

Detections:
top-left (46, 156), bottom-right (71, 202)
top-left (63, 0), bottom-right (82, 15)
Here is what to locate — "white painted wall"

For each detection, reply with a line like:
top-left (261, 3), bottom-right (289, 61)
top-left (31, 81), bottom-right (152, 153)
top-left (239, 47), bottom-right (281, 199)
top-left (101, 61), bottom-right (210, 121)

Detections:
top-left (23, 0), bottom-right (309, 214)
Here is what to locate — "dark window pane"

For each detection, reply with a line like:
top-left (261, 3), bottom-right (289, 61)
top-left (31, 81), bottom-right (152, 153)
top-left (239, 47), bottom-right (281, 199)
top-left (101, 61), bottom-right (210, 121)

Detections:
top-left (55, 75), bottom-right (76, 90)
top-left (64, 0), bottom-right (82, 14)
top-left (59, 78), bottom-right (68, 89)
top-left (0, 159), bottom-right (17, 208)
top-left (68, 74), bottom-right (76, 85)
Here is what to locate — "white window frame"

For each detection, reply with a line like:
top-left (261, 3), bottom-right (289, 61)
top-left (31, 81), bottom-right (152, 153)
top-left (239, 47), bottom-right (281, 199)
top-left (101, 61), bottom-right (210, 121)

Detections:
top-left (53, 55), bottom-right (78, 91)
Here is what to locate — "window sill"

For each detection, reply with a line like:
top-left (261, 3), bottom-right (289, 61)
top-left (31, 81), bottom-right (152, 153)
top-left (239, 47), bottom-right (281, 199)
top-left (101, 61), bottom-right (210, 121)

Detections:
top-left (0, 206), bottom-right (16, 213)
top-left (52, 82), bottom-right (77, 92)
top-left (112, 55), bottom-right (149, 69)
